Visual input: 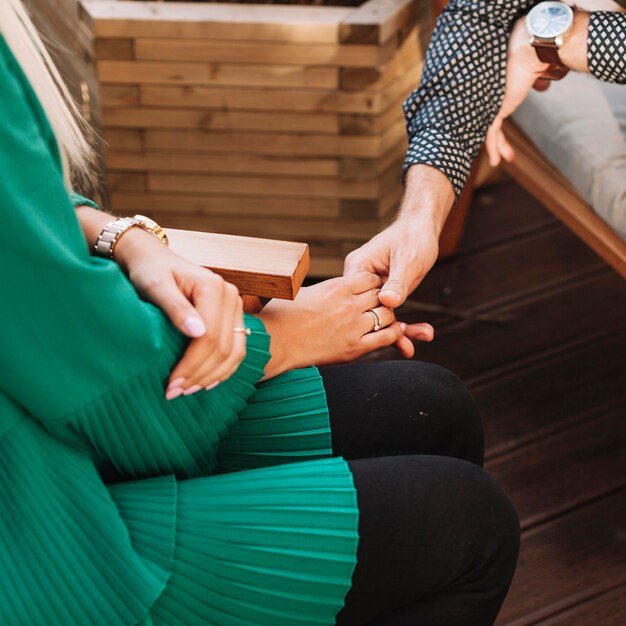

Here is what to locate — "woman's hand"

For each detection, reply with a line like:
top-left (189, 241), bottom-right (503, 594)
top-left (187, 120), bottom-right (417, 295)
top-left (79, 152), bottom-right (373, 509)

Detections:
top-left (114, 229), bottom-right (247, 399)
top-left (259, 272), bottom-right (434, 380)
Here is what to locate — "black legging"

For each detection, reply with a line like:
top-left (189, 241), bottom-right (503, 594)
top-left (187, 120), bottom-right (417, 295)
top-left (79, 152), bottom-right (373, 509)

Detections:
top-left (319, 361), bottom-right (520, 626)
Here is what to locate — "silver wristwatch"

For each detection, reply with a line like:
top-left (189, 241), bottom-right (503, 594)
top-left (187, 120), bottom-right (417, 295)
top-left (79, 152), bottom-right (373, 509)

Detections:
top-left (94, 215), bottom-right (169, 259)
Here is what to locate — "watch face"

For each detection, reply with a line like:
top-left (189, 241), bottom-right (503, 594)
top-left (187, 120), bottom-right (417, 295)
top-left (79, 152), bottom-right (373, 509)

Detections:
top-left (527, 2), bottom-right (574, 39)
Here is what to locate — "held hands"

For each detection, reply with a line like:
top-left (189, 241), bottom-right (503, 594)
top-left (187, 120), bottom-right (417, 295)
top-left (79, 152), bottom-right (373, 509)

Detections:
top-left (259, 272), bottom-right (434, 380)
top-left (114, 230), bottom-right (247, 399)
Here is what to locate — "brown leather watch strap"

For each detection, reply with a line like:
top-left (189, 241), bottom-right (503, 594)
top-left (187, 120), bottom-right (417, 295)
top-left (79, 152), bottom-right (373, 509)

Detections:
top-left (533, 42), bottom-right (570, 80)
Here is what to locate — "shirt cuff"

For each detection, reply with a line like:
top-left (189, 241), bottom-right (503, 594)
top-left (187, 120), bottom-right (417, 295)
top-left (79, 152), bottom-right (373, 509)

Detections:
top-left (403, 128), bottom-right (473, 199)
top-left (588, 11), bottom-right (626, 84)
top-left (71, 191), bottom-right (99, 209)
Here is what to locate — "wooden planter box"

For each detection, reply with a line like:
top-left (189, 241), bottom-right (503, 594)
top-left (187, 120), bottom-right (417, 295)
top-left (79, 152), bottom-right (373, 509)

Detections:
top-left (82, 0), bottom-right (433, 275)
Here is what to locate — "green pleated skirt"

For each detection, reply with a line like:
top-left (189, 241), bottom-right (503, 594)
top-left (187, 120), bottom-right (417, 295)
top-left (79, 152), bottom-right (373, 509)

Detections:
top-left (0, 362), bottom-right (359, 626)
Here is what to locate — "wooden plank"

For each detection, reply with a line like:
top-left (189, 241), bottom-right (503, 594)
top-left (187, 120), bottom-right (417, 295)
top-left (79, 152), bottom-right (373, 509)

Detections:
top-left (101, 84), bottom-right (140, 106)
top-left (496, 491), bottom-right (626, 625)
top-left (415, 227), bottom-right (604, 315)
top-left (138, 67), bottom-right (417, 114)
top-left (456, 181), bottom-right (557, 255)
top-left (474, 331), bottom-right (626, 459)
top-left (340, 0), bottom-right (422, 45)
top-left (487, 407), bottom-right (626, 530)
top-left (144, 120), bottom-right (406, 158)
top-left (310, 256), bottom-right (345, 277)
top-left (107, 150), bottom-right (339, 178)
top-left (84, 1), bottom-right (352, 44)
top-left (150, 213), bottom-right (382, 242)
top-left (341, 29), bottom-right (422, 91)
top-left (538, 584), bottom-right (626, 625)
top-left (146, 169), bottom-right (396, 201)
top-left (103, 106), bottom-right (340, 134)
top-left (413, 270), bottom-right (626, 381)
top-left (109, 191), bottom-right (341, 219)
top-left (340, 102), bottom-right (405, 135)
top-left (166, 229), bottom-right (310, 300)
top-left (502, 121), bottom-right (626, 279)
top-left (340, 140), bottom-right (407, 179)
top-left (134, 37), bottom-right (398, 68)
top-left (107, 171), bottom-right (146, 191)
top-left (103, 128), bottom-right (143, 151)
top-left (97, 60), bottom-right (338, 89)
top-left (94, 38), bottom-right (134, 60)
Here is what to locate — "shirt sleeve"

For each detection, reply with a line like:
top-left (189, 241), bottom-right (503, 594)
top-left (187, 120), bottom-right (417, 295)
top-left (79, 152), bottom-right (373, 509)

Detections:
top-left (588, 11), bottom-right (626, 83)
top-left (0, 47), bottom-right (269, 425)
top-left (402, 0), bottom-right (536, 198)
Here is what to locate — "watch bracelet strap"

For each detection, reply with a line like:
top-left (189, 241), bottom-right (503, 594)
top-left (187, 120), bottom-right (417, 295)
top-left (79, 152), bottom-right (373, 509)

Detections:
top-left (533, 41), bottom-right (570, 80)
top-left (94, 214), bottom-right (169, 259)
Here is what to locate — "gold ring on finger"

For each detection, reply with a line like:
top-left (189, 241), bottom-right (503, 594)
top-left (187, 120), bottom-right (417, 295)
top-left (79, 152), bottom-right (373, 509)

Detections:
top-left (233, 327), bottom-right (251, 335)
top-left (366, 309), bottom-right (382, 332)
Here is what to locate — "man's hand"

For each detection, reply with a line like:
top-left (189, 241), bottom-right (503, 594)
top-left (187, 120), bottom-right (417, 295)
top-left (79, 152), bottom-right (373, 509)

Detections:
top-left (344, 216), bottom-right (439, 309)
top-left (344, 165), bottom-right (454, 309)
top-left (486, 10), bottom-right (590, 166)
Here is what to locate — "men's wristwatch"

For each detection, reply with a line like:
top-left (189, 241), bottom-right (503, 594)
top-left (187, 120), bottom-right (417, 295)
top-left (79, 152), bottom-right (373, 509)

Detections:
top-left (526, 1), bottom-right (575, 80)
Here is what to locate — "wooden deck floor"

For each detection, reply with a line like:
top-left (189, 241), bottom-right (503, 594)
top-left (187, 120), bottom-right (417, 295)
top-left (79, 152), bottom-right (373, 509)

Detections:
top-left (377, 178), bottom-right (626, 624)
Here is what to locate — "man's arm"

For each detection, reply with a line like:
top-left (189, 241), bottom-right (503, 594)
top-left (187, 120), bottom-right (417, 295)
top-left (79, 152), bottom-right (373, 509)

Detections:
top-left (346, 0), bottom-right (536, 308)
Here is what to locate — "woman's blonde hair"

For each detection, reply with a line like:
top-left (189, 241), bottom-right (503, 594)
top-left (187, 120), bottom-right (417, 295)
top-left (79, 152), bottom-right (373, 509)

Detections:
top-left (0, 0), bottom-right (93, 186)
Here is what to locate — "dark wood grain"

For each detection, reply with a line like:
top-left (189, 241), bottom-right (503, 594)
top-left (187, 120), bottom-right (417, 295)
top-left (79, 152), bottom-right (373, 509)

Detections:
top-left (496, 490), bottom-right (626, 625)
top-left (538, 584), bottom-right (626, 625)
top-left (487, 407), bottom-right (626, 530)
top-left (476, 330), bottom-right (626, 459)
top-left (411, 269), bottom-right (626, 380)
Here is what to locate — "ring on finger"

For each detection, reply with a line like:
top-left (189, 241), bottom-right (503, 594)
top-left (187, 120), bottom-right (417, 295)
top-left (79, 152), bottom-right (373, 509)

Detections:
top-left (366, 309), bottom-right (382, 332)
top-left (233, 327), bottom-right (251, 335)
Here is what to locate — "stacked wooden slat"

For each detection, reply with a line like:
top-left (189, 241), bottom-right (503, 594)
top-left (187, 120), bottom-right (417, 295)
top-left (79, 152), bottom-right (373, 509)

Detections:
top-left (83, 0), bottom-right (432, 275)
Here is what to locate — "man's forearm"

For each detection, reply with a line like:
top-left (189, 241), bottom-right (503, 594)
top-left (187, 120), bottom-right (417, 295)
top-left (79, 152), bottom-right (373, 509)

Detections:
top-left (559, 11), bottom-right (590, 72)
top-left (398, 164), bottom-right (455, 237)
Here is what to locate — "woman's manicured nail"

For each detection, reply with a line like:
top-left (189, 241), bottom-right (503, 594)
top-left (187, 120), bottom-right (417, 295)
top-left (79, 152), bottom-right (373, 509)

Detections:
top-left (183, 316), bottom-right (206, 337)
top-left (205, 381), bottom-right (220, 391)
top-left (165, 387), bottom-right (184, 401)
top-left (183, 384), bottom-right (202, 396)
top-left (167, 377), bottom-right (185, 392)
top-left (400, 322), bottom-right (407, 332)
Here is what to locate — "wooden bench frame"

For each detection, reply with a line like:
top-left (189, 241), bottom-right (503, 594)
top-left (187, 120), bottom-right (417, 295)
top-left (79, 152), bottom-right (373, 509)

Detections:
top-left (500, 121), bottom-right (626, 280)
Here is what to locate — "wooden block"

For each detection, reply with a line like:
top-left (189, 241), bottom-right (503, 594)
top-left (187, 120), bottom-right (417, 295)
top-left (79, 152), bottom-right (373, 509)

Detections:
top-left (107, 150), bottom-right (340, 178)
top-left (166, 228), bottom-right (310, 299)
top-left (98, 60), bottom-right (338, 89)
top-left (109, 191), bottom-right (341, 219)
top-left (103, 128), bottom-right (143, 151)
top-left (340, 0), bottom-right (422, 45)
top-left (134, 37), bottom-right (398, 68)
top-left (144, 120), bottom-right (406, 158)
top-left (94, 38), bottom-right (134, 60)
top-left (103, 107), bottom-right (340, 134)
top-left (101, 84), bottom-right (140, 107)
top-left (84, 1), bottom-right (353, 44)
